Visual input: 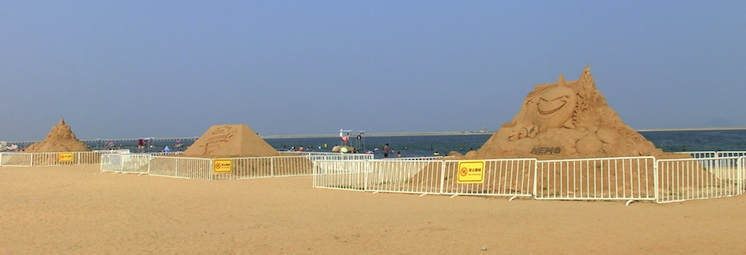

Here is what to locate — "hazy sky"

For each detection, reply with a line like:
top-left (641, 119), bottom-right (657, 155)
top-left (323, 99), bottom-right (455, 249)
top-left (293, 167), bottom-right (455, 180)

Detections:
top-left (2, 1), bottom-right (745, 141)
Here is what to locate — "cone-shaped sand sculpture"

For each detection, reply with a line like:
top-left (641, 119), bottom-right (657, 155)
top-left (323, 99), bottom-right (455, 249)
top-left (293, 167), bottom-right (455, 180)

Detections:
top-left (182, 124), bottom-right (279, 158)
top-left (465, 65), bottom-right (680, 160)
top-left (25, 118), bottom-right (92, 152)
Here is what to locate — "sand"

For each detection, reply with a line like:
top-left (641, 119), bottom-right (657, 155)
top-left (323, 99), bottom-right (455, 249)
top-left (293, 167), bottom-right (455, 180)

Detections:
top-left (2, 165), bottom-right (745, 254)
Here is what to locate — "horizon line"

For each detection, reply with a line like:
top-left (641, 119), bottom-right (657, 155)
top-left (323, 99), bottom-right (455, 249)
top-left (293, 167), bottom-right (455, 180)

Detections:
top-left (261, 126), bottom-right (746, 139)
top-left (4, 126), bottom-right (746, 144)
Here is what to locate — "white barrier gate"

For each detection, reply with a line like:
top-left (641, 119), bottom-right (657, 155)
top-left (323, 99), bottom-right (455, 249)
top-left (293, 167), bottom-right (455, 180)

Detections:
top-left (656, 157), bottom-right (743, 203)
top-left (0, 153), bottom-right (32, 167)
top-left (443, 159), bottom-right (535, 197)
top-left (1, 151), bottom-right (125, 167)
top-left (534, 156), bottom-right (656, 201)
top-left (100, 154), bottom-right (152, 174)
top-left (148, 157), bottom-right (214, 179)
top-left (368, 160), bottom-right (443, 194)
top-left (314, 158), bottom-right (537, 198)
top-left (313, 160), bottom-right (370, 191)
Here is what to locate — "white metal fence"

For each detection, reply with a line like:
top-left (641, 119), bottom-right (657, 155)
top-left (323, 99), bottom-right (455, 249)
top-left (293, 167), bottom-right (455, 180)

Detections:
top-left (383, 156), bottom-right (447, 161)
top-left (679, 151), bottom-right (746, 159)
top-left (313, 154), bottom-right (746, 204)
top-left (534, 157), bottom-right (656, 201)
top-left (0, 151), bottom-right (126, 167)
top-left (679, 151), bottom-right (717, 159)
top-left (656, 157), bottom-right (743, 203)
top-left (314, 158), bottom-right (537, 197)
top-left (215, 156), bottom-right (313, 180)
top-left (148, 156), bottom-right (214, 179)
top-left (306, 153), bottom-right (373, 161)
top-left (442, 159), bottom-right (535, 197)
top-left (100, 154), bottom-right (152, 174)
top-left (100, 153), bottom-right (361, 180)
top-left (313, 160), bottom-right (370, 191)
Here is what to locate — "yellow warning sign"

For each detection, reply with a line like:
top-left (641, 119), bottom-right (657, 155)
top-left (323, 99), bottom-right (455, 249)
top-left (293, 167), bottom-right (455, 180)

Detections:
top-left (213, 159), bottom-right (233, 173)
top-left (457, 160), bottom-right (485, 183)
top-left (58, 152), bottom-right (73, 162)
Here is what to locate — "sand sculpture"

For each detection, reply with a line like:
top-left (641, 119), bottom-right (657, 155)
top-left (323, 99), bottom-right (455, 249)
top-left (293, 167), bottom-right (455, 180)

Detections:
top-left (25, 118), bottom-right (91, 152)
top-left (182, 124), bottom-right (279, 158)
top-left (464, 65), bottom-right (675, 160)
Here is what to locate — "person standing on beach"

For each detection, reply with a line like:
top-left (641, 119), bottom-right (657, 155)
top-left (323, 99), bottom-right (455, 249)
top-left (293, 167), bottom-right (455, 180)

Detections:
top-left (383, 143), bottom-right (389, 158)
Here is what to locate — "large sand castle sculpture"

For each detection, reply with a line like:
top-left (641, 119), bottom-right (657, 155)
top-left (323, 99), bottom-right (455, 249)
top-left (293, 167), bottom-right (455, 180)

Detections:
top-left (466, 65), bottom-right (672, 160)
top-left (182, 124), bottom-right (279, 158)
top-left (25, 118), bottom-right (91, 152)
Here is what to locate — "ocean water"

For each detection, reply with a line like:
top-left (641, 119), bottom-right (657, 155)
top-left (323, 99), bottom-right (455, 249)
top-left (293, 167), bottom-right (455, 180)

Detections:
top-left (75, 130), bottom-right (746, 159)
top-left (638, 130), bottom-right (746, 152)
top-left (265, 130), bottom-right (746, 158)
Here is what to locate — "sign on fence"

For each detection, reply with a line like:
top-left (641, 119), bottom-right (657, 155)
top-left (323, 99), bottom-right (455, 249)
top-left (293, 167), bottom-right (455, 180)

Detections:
top-left (213, 159), bottom-right (232, 173)
top-left (59, 152), bottom-right (73, 162)
top-left (457, 160), bottom-right (485, 183)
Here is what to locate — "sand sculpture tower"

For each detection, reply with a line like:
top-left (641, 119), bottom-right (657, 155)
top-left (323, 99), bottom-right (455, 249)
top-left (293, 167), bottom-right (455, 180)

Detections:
top-left (468, 65), bottom-right (669, 160)
top-left (25, 118), bottom-right (91, 152)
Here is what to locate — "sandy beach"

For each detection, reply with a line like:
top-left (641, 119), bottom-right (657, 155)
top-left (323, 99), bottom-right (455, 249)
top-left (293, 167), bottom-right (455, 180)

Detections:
top-left (1, 165), bottom-right (745, 255)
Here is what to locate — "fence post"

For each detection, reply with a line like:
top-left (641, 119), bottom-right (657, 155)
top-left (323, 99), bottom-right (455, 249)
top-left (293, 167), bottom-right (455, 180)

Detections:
top-left (377, 160), bottom-right (384, 191)
top-left (175, 158), bottom-right (179, 177)
top-left (364, 160), bottom-right (369, 191)
top-left (210, 159), bottom-right (215, 180)
top-left (271, 157), bottom-right (275, 177)
top-left (653, 158), bottom-right (659, 203)
top-left (532, 160), bottom-right (538, 197)
top-left (312, 161), bottom-right (317, 187)
top-left (439, 161), bottom-right (446, 194)
top-left (739, 157), bottom-right (743, 195)
top-left (30, 153), bottom-right (34, 167)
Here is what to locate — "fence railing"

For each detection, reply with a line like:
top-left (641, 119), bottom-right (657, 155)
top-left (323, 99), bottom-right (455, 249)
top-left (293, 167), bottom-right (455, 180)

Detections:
top-left (0, 151), bottom-right (126, 167)
top-left (656, 157), bottom-right (743, 203)
top-left (678, 151), bottom-right (746, 159)
top-left (383, 156), bottom-right (447, 161)
top-left (313, 160), bottom-right (371, 191)
top-left (306, 153), bottom-right (373, 161)
top-left (100, 154), bottom-right (152, 174)
top-left (148, 156), bottom-right (214, 179)
top-left (442, 159), bottom-right (535, 197)
top-left (534, 157), bottom-right (656, 201)
top-left (100, 153), bottom-right (357, 180)
top-left (216, 156), bottom-right (313, 180)
top-left (314, 158), bottom-right (537, 197)
top-left (313, 155), bottom-right (746, 204)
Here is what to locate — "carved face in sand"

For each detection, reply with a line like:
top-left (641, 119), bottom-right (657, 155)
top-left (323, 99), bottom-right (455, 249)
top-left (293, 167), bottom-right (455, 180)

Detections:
top-left (535, 85), bottom-right (576, 129)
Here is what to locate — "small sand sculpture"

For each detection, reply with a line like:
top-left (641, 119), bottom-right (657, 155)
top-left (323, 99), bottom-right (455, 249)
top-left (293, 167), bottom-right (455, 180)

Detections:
top-left (182, 124), bottom-right (279, 158)
top-left (465, 65), bottom-right (676, 160)
top-left (25, 118), bottom-right (91, 152)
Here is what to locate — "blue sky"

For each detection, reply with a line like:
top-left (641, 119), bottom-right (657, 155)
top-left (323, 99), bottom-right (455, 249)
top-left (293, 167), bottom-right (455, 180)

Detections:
top-left (1, 1), bottom-right (745, 140)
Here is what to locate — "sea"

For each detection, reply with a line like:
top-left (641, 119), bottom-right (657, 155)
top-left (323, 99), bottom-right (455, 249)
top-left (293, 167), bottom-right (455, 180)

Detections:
top-left (66, 129), bottom-right (746, 159)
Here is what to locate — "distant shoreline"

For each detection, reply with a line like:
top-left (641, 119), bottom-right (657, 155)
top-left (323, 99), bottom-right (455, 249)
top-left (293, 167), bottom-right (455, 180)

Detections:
top-left (261, 132), bottom-right (493, 139)
top-left (4, 127), bottom-right (746, 144)
top-left (262, 127), bottom-right (746, 139)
